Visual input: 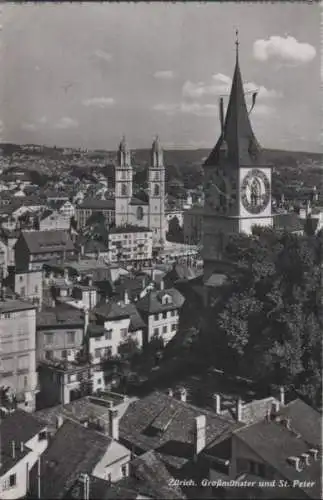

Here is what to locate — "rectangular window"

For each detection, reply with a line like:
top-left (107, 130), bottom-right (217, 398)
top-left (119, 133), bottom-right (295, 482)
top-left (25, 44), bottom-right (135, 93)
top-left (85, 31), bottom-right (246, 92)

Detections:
top-left (61, 350), bottom-right (67, 359)
top-left (18, 355), bottom-right (29, 370)
top-left (45, 351), bottom-right (53, 361)
top-left (105, 329), bottom-right (112, 340)
top-left (38, 431), bottom-right (47, 441)
top-left (67, 331), bottom-right (76, 344)
top-left (44, 334), bottom-right (53, 346)
top-left (171, 323), bottom-right (177, 331)
top-left (162, 326), bottom-right (167, 334)
top-left (9, 474), bottom-right (16, 488)
top-left (95, 348), bottom-right (101, 358)
top-left (120, 328), bottom-right (128, 339)
top-left (162, 311), bottom-right (167, 319)
top-left (154, 328), bottom-right (159, 336)
top-left (121, 464), bottom-right (127, 478)
top-left (20, 287), bottom-right (26, 297)
top-left (154, 314), bottom-right (159, 321)
top-left (171, 310), bottom-right (176, 317)
top-left (35, 285), bottom-right (38, 294)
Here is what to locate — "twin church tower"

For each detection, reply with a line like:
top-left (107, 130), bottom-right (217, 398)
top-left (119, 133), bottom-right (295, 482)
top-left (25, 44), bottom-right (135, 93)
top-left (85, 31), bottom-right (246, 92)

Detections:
top-left (115, 136), bottom-right (166, 246)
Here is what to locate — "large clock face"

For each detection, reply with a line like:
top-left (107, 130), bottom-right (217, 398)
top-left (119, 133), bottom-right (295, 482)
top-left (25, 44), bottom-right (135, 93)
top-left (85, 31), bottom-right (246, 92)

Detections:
top-left (241, 169), bottom-right (270, 214)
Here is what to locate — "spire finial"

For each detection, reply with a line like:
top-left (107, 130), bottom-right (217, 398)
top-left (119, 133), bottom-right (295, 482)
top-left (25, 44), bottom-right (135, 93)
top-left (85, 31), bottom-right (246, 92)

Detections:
top-left (235, 29), bottom-right (239, 60)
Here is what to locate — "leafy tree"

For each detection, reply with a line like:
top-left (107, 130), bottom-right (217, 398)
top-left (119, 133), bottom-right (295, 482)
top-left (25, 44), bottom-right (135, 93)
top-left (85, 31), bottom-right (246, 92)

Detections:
top-left (203, 227), bottom-right (322, 408)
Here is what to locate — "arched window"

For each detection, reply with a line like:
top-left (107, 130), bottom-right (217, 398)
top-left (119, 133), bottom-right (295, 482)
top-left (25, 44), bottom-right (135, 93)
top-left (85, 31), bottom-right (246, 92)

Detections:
top-left (137, 206), bottom-right (144, 220)
top-left (154, 184), bottom-right (160, 196)
top-left (250, 178), bottom-right (261, 207)
top-left (121, 184), bottom-right (127, 196)
top-left (155, 171), bottom-right (160, 181)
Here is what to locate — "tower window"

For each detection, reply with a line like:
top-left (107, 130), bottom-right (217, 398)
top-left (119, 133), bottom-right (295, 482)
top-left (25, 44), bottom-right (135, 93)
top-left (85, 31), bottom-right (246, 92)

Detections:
top-left (137, 206), bottom-right (144, 220)
top-left (154, 184), bottom-right (160, 196)
top-left (121, 184), bottom-right (127, 196)
top-left (121, 171), bottom-right (126, 180)
top-left (155, 172), bottom-right (160, 181)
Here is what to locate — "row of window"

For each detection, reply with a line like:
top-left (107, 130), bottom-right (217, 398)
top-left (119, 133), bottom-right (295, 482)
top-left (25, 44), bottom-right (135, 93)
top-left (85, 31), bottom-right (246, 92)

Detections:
top-left (153, 323), bottom-right (177, 336)
top-left (153, 310), bottom-right (176, 321)
top-left (45, 349), bottom-right (73, 361)
top-left (44, 331), bottom-right (76, 346)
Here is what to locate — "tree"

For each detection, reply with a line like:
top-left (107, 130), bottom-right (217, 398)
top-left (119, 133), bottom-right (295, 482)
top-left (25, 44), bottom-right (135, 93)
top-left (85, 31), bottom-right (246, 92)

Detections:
top-left (203, 228), bottom-right (322, 408)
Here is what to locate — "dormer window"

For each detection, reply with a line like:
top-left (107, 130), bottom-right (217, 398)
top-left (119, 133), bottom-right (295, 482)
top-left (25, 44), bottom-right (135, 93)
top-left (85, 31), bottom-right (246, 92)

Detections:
top-left (161, 294), bottom-right (172, 305)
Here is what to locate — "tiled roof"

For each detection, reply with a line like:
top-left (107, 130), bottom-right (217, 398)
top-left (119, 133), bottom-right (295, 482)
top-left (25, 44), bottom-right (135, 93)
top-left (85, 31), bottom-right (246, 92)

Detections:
top-left (0, 409), bottom-right (47, 475)
top-left (29, 420), bottom-right (112, 499)
top-left (40, 209), bottom-right (54, 221)
top-left (0, 297), bottom-right (36, 313)
top-left (20, 230), bottom-right (75, 254)
top-left (36, 305), bottom-right (85, 328)
top-left (94, 301), bottom-right (145, 331)
top-left (234, 416), bottom-right (322, 499)
top-left (136, 288), bottom-right (185, 315)
top-left (278, 399), bottom-right (321, 448)
top-left (78, 198), bottom-right (115, 210)
top-left (119, 391), bottom-right (238, 469)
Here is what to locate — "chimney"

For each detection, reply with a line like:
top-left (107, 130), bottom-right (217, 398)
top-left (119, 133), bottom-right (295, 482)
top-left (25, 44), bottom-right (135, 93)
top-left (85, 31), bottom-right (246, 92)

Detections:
top-left (194, 415), bottom-right (206, 456)
top-left (124, 291), bottom-right (130, 305)
top-left (179, 387), bottom-right (187, 403)
top-left (87, 276), bottom-right (93, 287)
top-left (64, 268), bottom-right (69, 281)
top-left (236, 397), bottom-right (243, 422)
top-left (56, 415), bottom-right (64, 429)
top-left (271, 400), bottom-right (280, 415)
top-left (12, 441), bottom-right (15, 459)
top-left (160, 279), bottom-right (164, 291)
top-left (167, 388), bottom-right (173, 397)
top-left (20, 442), bottom-right (24, 453)
top-left (108, 408), bottom-right (119, 441)
top-left (151, 269), bottom-right (156, 282)
top-left (279, 386), bottom-right (285, 406)
top-left (213, 394), bottom-right (221, 415)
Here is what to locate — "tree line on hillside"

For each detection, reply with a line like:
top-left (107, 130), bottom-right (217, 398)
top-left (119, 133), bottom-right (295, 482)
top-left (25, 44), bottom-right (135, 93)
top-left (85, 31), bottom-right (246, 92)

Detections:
top-left (199, 227), bottom-right (322, 409)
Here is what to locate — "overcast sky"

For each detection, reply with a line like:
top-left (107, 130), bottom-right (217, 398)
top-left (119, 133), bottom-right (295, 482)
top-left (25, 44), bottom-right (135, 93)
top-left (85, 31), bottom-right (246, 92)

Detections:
top-left (1, 2), bottom-right (320, 152)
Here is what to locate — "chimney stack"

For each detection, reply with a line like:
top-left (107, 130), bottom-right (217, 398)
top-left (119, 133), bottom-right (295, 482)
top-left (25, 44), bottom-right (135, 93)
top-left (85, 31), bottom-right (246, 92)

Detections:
top-left (124, 291), bottom-right (130, 305)
top-left (194, 415), bottom-right (206, 456)
top-left (271, 400), bottom-right (280, 415)
top-left (279, 386), bottom-right (285, 406)
top-left (213, 394), bottom-right (221, 415)
top-left (56, 415), bottom-right (64, 429)
top-left (309, 448), bottom-right (319, 461)
top-left (12, 441), bottom-right (15, 459)
top-left (179, 387), bottom-right (187, 403)
top-left (160, 280), bottom-right (164, 291)
top-left (167, 388), bottom-right (173, 397)
top-left (301, 453), bottom-right (310, 466)
top-left (236, 397), bottom-right (243, 422)
top-left (108, 408), bottom-right (119, 441)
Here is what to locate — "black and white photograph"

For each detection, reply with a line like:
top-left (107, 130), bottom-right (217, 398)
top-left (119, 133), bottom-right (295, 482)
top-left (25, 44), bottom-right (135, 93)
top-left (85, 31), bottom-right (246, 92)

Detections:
top-left (0, 2), bottom-right (322, 499)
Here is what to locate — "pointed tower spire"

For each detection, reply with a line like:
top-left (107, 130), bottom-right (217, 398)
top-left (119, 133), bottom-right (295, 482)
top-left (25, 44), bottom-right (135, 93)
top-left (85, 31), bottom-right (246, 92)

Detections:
top-left (204, 31), bottom-right (263, 168)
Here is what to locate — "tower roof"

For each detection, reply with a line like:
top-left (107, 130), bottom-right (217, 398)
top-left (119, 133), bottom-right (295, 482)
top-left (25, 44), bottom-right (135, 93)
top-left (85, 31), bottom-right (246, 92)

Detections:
top-left (152, 135), bottom-right (162, 153)
top-left (119, 135), bottom-right (129, 152)
top-left (204, 35), bottom-right (264, 168)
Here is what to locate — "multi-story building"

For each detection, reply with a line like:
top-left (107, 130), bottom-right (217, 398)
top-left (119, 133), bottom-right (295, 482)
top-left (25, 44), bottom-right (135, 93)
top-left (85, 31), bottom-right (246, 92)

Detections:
top-left (136, 282), bottom-right (185, 346)
top-left (14, 230), bottom-right (75, 272)
top-left (10, 269), bottom-right (43, 308)
top-left (0, 294), bottom-right (38, 412)
top-left (183, 205), bottom-right (204, 245)
top-left (38, 209), bottom-right (71, 231)
top-left (108, 226), bottom-right (153, 264)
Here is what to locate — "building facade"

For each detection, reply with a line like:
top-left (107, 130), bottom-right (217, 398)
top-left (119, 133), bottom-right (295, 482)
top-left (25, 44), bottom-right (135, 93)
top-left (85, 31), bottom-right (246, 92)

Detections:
top-left (0, 297), bottom-right (38, 412)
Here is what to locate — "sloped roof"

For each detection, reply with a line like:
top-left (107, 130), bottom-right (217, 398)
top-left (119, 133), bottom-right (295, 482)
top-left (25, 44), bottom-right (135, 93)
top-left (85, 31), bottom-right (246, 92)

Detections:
top-left (94, 301), bottom-right (145, 331)
top-left (78, 198), bottom-right (115, 210)
top-left (29, 420), bottom-right (112, 499)
top-left (136, 287), bottom-right (185, 315)
top-left (204, 49), bottom-right (265, 169)
top-left (120, 391), bottom-right (239, 469)
top-left (36, 304), bottom-right (84, 328)
top-left (20, 230), bottom-right (75, 254)
top-left (234, 417), bottom-right (321, 499)
top-left (0, 410), bottom-right (47, 475)
top-left (273, 213), bottom-right (304, 232)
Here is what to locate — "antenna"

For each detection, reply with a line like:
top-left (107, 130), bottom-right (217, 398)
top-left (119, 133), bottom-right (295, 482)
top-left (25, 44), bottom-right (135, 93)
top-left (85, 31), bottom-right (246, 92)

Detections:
top-left (235, 29), bottom-right (239, 60)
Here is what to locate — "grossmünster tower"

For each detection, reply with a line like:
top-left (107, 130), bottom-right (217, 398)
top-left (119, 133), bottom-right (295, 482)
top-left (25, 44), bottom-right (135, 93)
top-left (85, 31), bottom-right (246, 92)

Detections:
top-left (202, 35), bottom-right (273, 282)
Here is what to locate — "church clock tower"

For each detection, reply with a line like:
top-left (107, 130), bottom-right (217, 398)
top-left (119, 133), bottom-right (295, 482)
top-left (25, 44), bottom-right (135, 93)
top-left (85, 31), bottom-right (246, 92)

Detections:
top-left (115, 136), bottom-right (133, 227)
top-left (202, 34), bottom-right (273, 282)
top-left (148, 136), bottom-right (166, 247)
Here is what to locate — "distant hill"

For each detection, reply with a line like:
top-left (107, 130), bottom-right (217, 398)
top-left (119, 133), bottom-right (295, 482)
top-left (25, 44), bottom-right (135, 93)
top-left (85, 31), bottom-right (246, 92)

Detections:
top-left (1, 142), bottom-right (321, 168)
